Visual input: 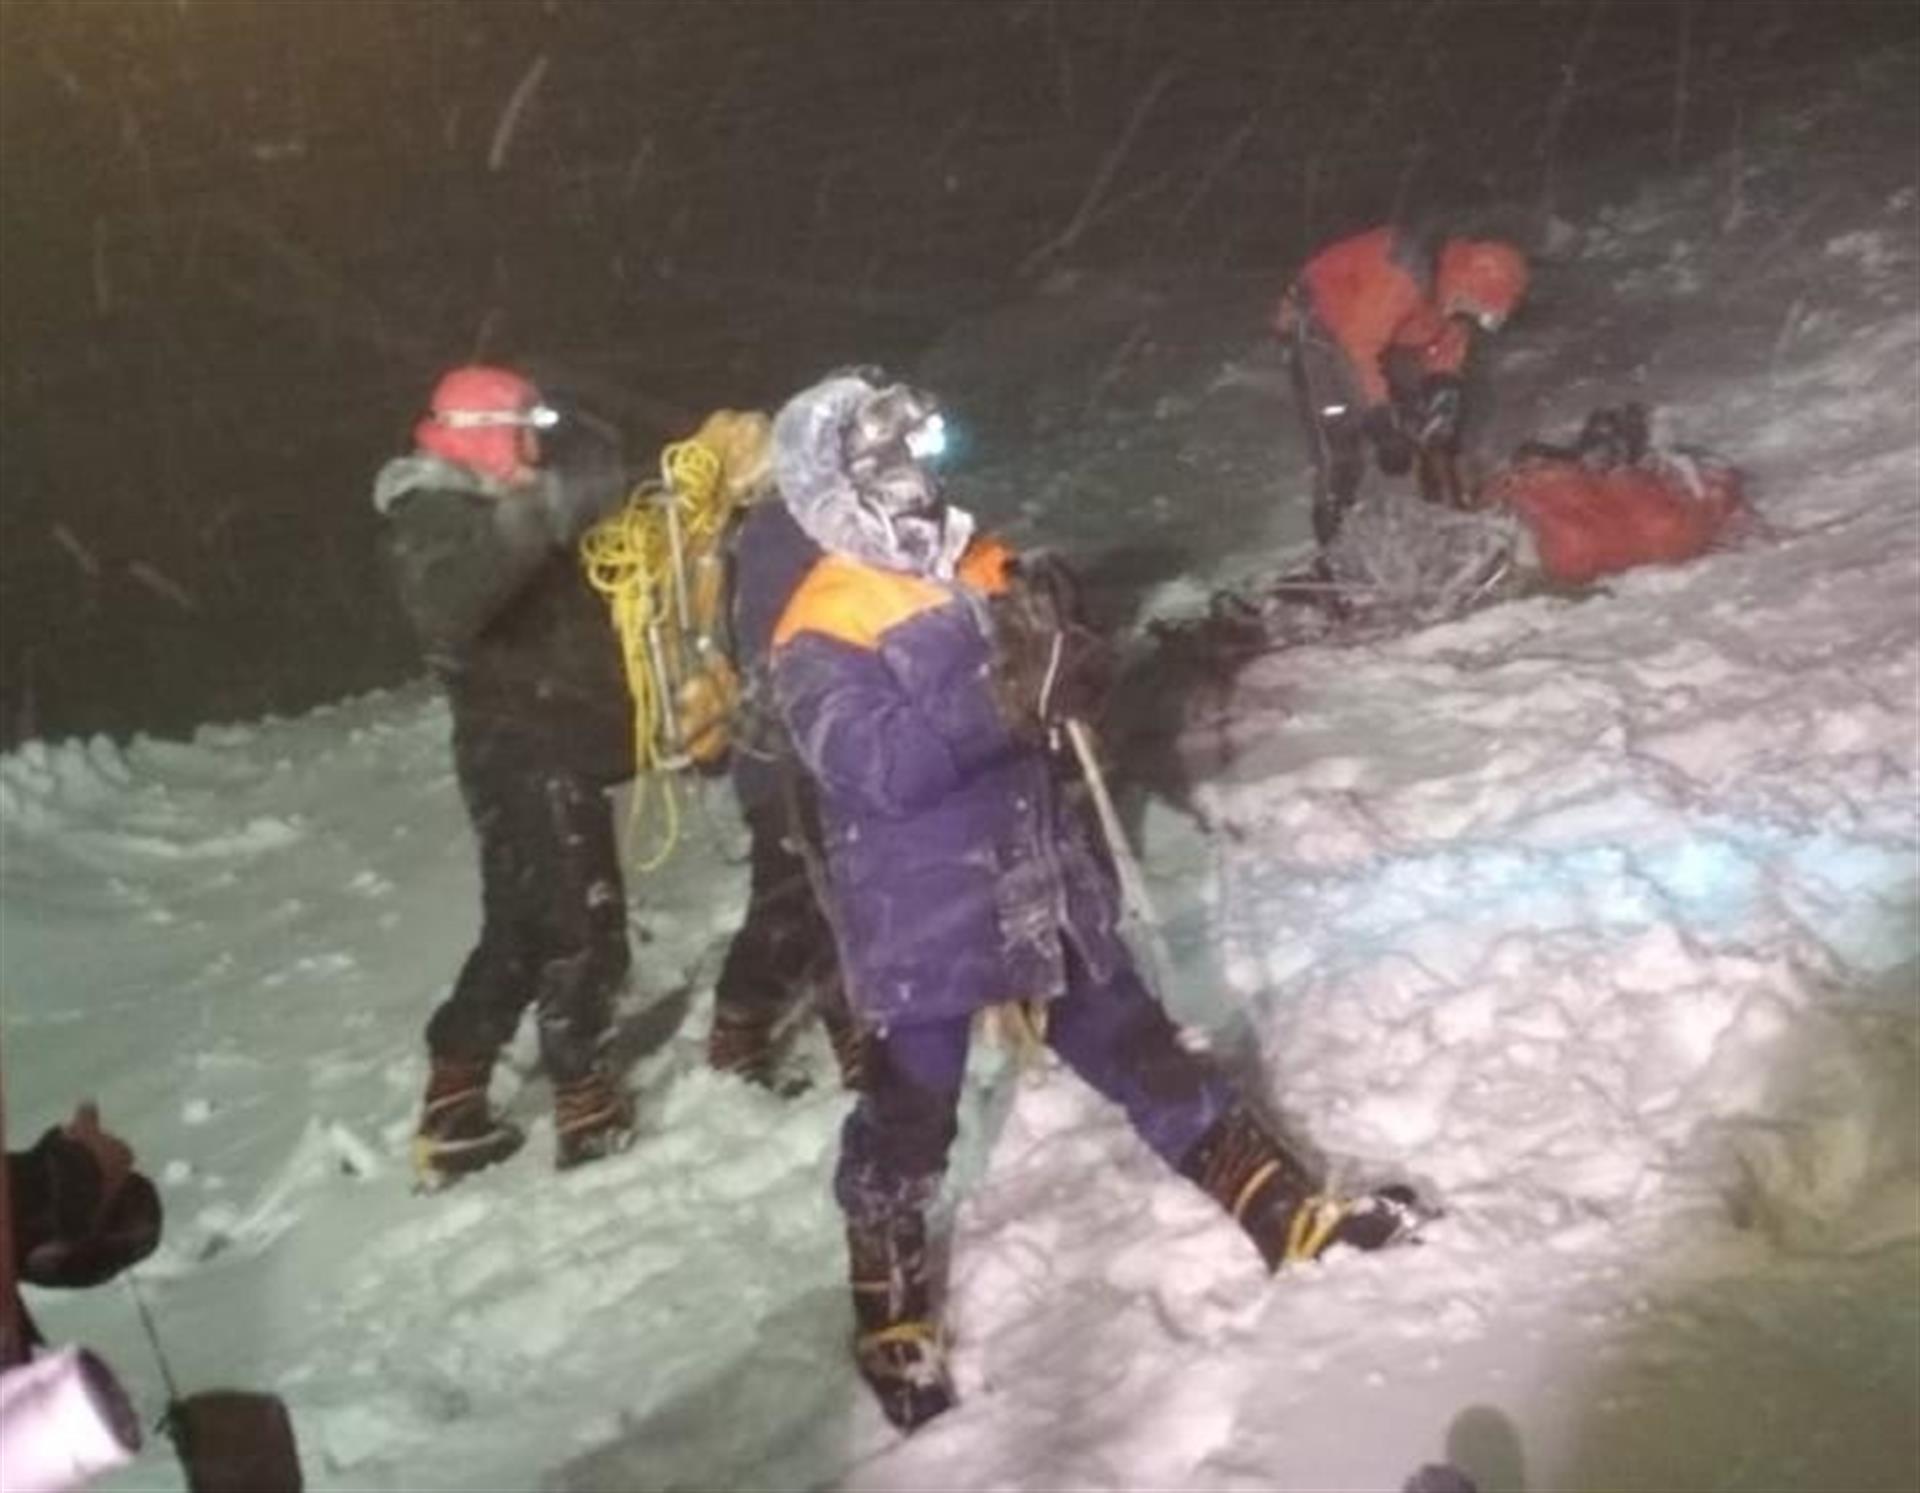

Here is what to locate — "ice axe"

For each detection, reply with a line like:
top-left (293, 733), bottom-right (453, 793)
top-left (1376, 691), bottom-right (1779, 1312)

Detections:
top-left (1063, 718), bottom-right (1175, 991)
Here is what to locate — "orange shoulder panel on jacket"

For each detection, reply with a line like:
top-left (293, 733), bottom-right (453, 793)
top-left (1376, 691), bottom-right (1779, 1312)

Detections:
top-left (958, 534), bottom-right (1016, 596)
top-left (773, 554), bottom-right (953, 652)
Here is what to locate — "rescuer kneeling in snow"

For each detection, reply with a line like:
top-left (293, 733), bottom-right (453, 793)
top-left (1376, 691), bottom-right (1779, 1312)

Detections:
top-left (373, 365), bottom-right (641, 1186)
top-left (759, 369), bottom-right (1427, 1432)
top-left (1275, 224), bottom-right (1530, 562)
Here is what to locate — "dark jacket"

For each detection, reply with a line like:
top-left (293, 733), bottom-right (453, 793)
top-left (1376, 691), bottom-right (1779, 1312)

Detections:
top-left (372, 455), bottom-right (633, 783)
top-left (727, 499), bottom-right (824, 816)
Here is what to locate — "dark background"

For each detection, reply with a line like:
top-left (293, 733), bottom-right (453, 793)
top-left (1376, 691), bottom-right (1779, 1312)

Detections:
top-left (2, 0), bottom-right (1911, 747)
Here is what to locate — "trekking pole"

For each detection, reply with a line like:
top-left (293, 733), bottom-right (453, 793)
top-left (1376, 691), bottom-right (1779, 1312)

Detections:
top-left (1062, 718), bottom-right (1176, 992)
top-left (123, 1271), bottom-right (184, 1408)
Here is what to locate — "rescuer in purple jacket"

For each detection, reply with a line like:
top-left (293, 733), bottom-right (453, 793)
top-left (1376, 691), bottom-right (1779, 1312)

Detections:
top-left (760, 370), bottom-right (1424, 1432)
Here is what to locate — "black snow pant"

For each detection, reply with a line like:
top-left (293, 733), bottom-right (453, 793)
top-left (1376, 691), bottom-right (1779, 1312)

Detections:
top-left (1286, 312), bottom-right (1371, 551)
top-left (713, 793), bottom-right (847, 1039)
top-left (427, 740), bottom-right (630, 1086)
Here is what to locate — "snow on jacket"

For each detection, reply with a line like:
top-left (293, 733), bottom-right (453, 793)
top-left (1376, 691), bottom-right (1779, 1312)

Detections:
top-left (771, 373), bottom-right (974, 581)
top-left (1275, 224), bottom-right (1470, 410)
top-left (771, 546), bottom-right (1130, 1026)
top-left (371, 453), bottom-right (633, 783)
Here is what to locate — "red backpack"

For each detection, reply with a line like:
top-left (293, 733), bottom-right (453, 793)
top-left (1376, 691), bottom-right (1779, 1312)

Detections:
top-left (1480, 409), bottom-right (1745, 585)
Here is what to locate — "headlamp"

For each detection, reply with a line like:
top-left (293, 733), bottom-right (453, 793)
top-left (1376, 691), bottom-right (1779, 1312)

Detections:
top-left (437, 403), bottom-right (562, 431)
top-left (905, 413), bottom-right (948, 462)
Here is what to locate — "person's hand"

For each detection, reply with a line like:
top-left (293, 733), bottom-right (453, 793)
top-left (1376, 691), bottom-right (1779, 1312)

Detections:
top-left (1008, 550), bottom-right (1088, 627)
top-left (987, 561), bottom-right (1115, 739)
top-left (674, 653), bottom-right (739, 769)
top-left (63, 1102), bottom-right (134, 1224)
top-left (1414, 375), bottom-right (1464, 452)
top-left (19, 1102), bottom-right (162, 1286)
top-left (1363, 405), bottom-right (1415, 475)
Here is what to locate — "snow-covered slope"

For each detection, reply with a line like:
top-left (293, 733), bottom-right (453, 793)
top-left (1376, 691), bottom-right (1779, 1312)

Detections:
top-left (3, 48), bottom-right (1916, 1493)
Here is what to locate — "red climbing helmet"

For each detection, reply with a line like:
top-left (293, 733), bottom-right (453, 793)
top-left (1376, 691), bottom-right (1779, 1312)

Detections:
top-left (1436, 240), bottom-right (1529, 331)
top-left (413, 364), bottom-right (558, 484)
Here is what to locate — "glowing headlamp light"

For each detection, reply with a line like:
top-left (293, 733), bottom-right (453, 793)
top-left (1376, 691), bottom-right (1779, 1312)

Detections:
top-left (905, 413), bottom-right (948, 462)
top-left (437, 403), bottom-right (562, 431)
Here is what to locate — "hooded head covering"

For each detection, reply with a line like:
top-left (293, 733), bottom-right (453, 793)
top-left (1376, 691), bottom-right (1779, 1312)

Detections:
top-left (771, 372), bottom-right (973, 579)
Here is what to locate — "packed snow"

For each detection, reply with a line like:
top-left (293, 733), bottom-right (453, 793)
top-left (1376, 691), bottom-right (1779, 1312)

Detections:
top-left (3, 56), bottom-right (1916, 1493)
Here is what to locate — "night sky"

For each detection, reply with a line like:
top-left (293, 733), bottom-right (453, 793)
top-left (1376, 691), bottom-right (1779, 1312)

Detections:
top-left (1, 0), bottom-right (1911, 745)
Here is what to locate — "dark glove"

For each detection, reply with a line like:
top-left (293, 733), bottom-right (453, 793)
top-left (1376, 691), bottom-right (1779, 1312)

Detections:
top-left (1040, 621), bottom-right (1115, 726)
top-left (1414, 375), bottom-right (1464, 452)
top-left (13, 1120), bottom-right (163, 1289)
top-left (1363, 404), bottom-right (1415, 475)
top-left (987, 558), bottom-right (1114, 740)
top-left (537, 429), bottom-right (630, 544)
top-left (1008, 549), bottom-right (1089, 629)
top-left (987, 591), bottom-right (1052, 742)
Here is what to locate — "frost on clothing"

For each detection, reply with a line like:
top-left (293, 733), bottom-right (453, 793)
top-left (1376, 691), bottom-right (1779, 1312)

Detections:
top-left (770, 373), bottom-right (974, 580)
top-left (833, 954), bottom-right (1234, 1223)
top-left (371, 451), bottom-right (632, 1087)
top-left (371, 454), bottom-right (632, 784)
top-left (772, 552), bottom-right (1132, 1026)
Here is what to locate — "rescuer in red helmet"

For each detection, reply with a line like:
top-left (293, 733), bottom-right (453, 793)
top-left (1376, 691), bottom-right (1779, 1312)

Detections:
top-left (373, 364), bottom-right (639, 1187)
top-left (1275, 226), bottom-right (1529, 557)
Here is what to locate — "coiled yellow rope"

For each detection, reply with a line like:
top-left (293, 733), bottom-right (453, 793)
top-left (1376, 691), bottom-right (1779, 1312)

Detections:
top-left (578, 432), bottom-right (745, 872)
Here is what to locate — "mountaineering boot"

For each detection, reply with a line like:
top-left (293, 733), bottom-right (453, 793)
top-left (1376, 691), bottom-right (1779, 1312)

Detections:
top-left (552, 1069), bottom-right (637, 1170)
top-left (847, 1210), bottom-right (953, 1432)
top-left (1180, 1106), bottom-right (1427, 1270)
top-left (706, 1005), bottom-right (782, 1090)
top-left (412, 1054), bottom-right (525, 1190)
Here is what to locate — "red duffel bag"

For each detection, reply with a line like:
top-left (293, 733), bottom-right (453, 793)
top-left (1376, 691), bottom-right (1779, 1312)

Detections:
top-left (1481, 445), bottom-right (1745, 587)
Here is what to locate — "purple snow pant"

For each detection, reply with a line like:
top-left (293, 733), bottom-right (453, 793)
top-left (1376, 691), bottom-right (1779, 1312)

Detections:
top-left (833, 940), bottom-right (1234, 1223)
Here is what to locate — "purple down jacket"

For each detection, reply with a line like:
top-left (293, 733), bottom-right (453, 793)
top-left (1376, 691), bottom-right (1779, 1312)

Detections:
top-left (771, 552), bottom-right (1130, 1026)
top-left (764, 377), bottom-right (1128, 1027)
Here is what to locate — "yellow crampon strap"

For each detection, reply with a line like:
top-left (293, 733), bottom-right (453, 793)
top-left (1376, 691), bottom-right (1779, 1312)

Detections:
top-left (577, 414), bottom-right (767, 872)
top-left (1230, 1158), bottom-right (1282, 1225)
top-left (855, 1319), bottom-right (942, 1359)
top-left (978, 999), bottom-right (1050, 1068)
top-left (1283, 1194), bottom-right (1349, 1264)
top-left (409, 1134), bottom-right (444, 1192)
